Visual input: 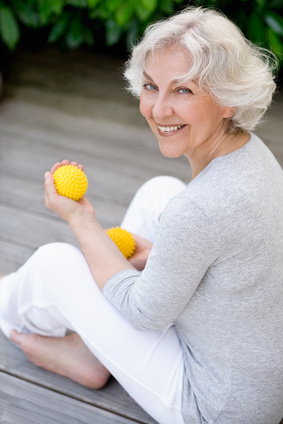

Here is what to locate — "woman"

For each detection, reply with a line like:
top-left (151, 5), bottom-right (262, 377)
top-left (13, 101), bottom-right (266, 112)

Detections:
top-left (1, 7), bottom-right (283, 424)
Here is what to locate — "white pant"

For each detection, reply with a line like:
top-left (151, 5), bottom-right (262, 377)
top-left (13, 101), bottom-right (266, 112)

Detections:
top-left (0, 176), bottom-right (186, 424)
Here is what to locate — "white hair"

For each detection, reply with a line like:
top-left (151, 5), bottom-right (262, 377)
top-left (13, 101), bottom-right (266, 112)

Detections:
top-left (124, 7), bottom-right (278, 132)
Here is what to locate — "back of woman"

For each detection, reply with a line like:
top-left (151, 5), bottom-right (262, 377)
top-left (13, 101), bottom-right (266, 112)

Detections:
top-left (163, 132), bottom-right (283, 422)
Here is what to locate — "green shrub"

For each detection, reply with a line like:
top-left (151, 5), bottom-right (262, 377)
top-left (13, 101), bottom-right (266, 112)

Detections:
top-left (0, 0), bottom-right (184, 52)
top-left (0, 0), bottom-right (282, 67)
top-left (194, 0), bottom-right (283, 64)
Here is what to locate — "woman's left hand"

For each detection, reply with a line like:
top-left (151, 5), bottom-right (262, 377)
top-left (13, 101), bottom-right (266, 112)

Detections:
top-left (44, 160), bottom-right (95, 223)
top-left (128, 234), bottom-right (153, 271)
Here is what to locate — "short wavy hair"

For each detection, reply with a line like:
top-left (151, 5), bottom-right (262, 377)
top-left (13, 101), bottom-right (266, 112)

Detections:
top-left (124, 7), bottom-right (278, 132)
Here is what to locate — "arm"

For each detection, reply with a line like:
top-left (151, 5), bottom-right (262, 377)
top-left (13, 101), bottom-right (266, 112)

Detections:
top-left (103, 196), bottom-right (220, 330)
top-left (44, 161), bottom-right (135, 289)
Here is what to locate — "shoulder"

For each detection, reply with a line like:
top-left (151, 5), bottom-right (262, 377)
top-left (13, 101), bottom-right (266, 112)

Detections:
top-left (158, 192), bottom-right (219, 248)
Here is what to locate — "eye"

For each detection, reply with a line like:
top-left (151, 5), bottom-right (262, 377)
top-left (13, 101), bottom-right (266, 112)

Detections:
top-left (143, 83), bottom-right (157, 91)
top-left (177, 87), bottom-right (193, 94)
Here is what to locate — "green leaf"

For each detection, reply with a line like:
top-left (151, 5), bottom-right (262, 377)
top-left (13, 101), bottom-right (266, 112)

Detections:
top-left (38, 0), bottom-right (64, 23)
top-left (47, 13), bottom-right (70, 43)
top-left (265, 11), bottom-right (283, 37)
top-left (83, 26), bottom-right (95, 45)
top-left (105, 18), bottom-right (122, 45)
top-left (89, 1), bottom-right (109, 19)
top-left (267, 26), bottom-right (283, 57)
top-left (247, 11), bottom-right (267, 43)
top-left (87, 0), bottom-right (101, 7)
top-left (141, 0), bottom-right (157, 14)
top-left (0, 6), bottom-right (20, 50)
top-left (65, 0), bottom-right (88, 7)
top-left (255, 0), bottom-right (267, 7)
top-left (103, 0), bottom-right (122, 13)
top-left (115, 2), bottom-right (135, 27)
top-left (159, 0), bottom-right (174, 14)
top-left (11, 0), bottom-right (39, 28)
top-left (125, 16), bottom-right (139, 49)
top-left (135, 4), bottom-right (152, 22)
top-left (136, 0), bottom-right (158, 21)
top-left (66, 16), bottom-right (84, 48)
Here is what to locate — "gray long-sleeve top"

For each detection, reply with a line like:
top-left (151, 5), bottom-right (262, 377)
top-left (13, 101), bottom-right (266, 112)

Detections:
top-left (103, 132), bottom-right (283, 424)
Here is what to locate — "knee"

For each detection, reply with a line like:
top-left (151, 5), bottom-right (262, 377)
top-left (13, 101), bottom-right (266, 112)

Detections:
top-left (33, 243), bottom-right (83, 269)
top-left (37, 242), bottom-right (80, 256)
top-left (139, 176), bottom-right (186, 196)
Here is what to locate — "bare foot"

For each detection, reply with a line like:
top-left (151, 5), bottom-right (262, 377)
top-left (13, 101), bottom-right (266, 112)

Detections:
top-left (10, 330), bottom-right (110, 389)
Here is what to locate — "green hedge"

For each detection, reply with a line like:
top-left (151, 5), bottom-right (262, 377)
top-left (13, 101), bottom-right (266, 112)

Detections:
top-left (0, 0), bottom-right (282, 65)
top-left (0, 0), bottom-right (184, 51)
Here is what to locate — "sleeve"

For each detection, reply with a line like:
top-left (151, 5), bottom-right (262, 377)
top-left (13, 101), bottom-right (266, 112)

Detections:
top-left (103, 196), bottom-right (220, 330)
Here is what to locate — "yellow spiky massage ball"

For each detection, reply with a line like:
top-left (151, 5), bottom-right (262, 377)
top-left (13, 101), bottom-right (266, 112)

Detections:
top-left (106, 227), bottom-right (136, 259)
top-left (53, 165), bottom-right (88, 201)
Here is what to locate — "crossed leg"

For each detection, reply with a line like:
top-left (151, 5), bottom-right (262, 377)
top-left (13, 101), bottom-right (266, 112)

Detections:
top-left (0, 176), bottom-right (186, 424)
top-left (10, 330), bottom-right (110, 389)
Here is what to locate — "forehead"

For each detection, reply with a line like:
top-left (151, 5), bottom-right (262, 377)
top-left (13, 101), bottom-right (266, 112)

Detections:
top-left (144, 45), bottom-right (192, 81)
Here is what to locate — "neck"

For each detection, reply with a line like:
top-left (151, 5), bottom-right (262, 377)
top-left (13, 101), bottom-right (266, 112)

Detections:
top-left (187, 130), bottom-right (250, 180)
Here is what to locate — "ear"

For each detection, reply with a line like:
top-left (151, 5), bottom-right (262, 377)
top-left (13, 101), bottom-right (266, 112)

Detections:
top-left (222, 106), bottom-right (236, 119)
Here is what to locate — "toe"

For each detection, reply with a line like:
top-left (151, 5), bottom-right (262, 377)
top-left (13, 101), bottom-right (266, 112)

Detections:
top-left (9, 329), bottom-right (22, 346)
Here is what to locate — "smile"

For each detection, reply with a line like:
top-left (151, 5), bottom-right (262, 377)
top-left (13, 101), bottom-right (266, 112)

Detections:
top-left (157, 124), bottom-right (186, 133)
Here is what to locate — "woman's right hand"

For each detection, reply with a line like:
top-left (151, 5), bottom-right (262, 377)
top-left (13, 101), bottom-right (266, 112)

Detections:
top-left (44, 160), bottom-right (95, 224)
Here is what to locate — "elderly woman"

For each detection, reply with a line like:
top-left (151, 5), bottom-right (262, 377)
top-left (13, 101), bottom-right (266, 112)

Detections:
top-left (0, 7), bottom-right (282, 424)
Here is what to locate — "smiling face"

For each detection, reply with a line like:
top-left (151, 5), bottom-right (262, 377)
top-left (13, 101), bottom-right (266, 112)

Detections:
top-left (139, 45), bottom-right (234, 162)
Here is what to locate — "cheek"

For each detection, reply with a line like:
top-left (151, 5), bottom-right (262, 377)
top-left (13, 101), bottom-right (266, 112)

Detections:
top-left (188, 102), bottom-right (224, 126)
top-left (139, 95), bottom-right (152, 120)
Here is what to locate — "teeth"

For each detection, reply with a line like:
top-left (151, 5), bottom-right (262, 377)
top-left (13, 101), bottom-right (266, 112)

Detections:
top-left (158, 125), bottom-right (184, 132)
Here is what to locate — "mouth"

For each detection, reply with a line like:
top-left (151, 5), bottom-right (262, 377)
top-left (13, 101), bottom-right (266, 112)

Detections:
top-left (157, 124), bottom-right (186, 134)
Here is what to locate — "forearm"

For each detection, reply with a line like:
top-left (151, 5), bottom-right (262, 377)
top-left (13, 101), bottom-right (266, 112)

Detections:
top-left (68, 213), bottom-right (135, 290)
top-left (44, 166), bottom-right (135, 290)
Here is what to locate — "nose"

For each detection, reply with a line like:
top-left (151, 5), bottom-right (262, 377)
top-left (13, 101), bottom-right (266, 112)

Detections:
top-left (152, 93), bottom-right (174, 120)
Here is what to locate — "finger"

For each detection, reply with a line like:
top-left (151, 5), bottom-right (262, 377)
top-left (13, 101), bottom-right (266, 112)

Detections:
top-left (44, 172), bottom-right (58, 207)
top-left (50, 162), bottom-right (65, 174)
top-left (70, 161), bottom-right (84, 171)
top-left (61, 159), bottom-right (70, 166)
top-left (50, 162), bottom-right (61, 173)
top-left (50, 159), bottom-right (71, 174)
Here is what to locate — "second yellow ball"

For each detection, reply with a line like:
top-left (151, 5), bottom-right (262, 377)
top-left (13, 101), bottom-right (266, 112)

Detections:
top-left (106, 227), bottom-right (136, 259)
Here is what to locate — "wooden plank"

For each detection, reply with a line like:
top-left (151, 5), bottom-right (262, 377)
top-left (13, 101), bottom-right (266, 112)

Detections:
top-left (3, 49), bottom-right (143, 127)
top-left (0, 173), bottom-right (127, 227)
top-left (0, 108), bottom-right (190, 186)
top-left (0, 239), bottom-right (33, 275)
top-left (7, 49), bottom-right (133, 102)
top-left (0, 372), bottom-right (140, 424)
top-left (0, 204), bottom-right (78, 250)
top-left (0, 333), bottom-right (157, 424)
top-left (2, 85), bottom-right (144, 129)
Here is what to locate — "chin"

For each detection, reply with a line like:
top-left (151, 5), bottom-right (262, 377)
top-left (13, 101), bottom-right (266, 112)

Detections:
top-left (158, 143), bottom-right (184, 159)
top-left (161, 151), bottom-right (182, 159)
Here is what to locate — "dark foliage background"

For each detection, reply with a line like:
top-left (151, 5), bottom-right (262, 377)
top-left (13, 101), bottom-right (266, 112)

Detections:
top-left (0, 0), bottom-right (282, 73)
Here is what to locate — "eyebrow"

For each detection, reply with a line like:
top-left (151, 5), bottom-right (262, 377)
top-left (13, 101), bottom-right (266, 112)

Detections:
top-left (143, 71), bottom-right (154, 82)
top-left (143, 71), bottom-right (195, 86)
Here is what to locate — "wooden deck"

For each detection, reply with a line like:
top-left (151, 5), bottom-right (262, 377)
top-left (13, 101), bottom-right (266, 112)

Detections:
top-left (0, 48), bottom-right (282, 423)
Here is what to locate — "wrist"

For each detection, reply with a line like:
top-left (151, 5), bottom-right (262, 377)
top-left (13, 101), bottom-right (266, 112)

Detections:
top-left (67, 208), bottom-right (96, 230)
